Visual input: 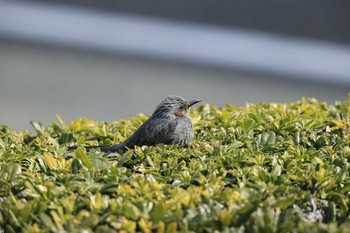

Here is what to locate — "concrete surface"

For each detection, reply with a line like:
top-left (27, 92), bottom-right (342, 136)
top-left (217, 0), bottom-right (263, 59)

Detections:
top-left (1, 41), bottom-right (349, 131)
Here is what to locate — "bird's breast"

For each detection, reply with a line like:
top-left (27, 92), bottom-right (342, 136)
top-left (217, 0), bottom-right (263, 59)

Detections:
top-left (173, 118), bottom-right (194, 146)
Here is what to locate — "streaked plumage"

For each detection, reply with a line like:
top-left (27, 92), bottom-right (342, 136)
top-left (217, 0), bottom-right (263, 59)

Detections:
top-left (68, 96), bottom-right (201, 153)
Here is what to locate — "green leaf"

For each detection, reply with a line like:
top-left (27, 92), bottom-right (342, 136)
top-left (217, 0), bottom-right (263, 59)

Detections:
top-left (39, 213), bottom-right (55, 230)
top-left (336, 166), bottom-right (348, 184)
top-left (242, 119), bottom-right (255, 129)
top-left (43, 154), bottom-right (58, 170)
top-left (70, 118), bottom-right (98, 133)
top-left (272, 196), bottom-right (295, 209)
top-left (267, 131), bottom-right (276, 145)
top-left (91, 157), bottom-right (108, 170)
top-left (230, 141), bottom-right (245, 148)
top-left (58, 132), bottom-right (74, 144)
top-left (75, 147), bottom-right (94, 169)
top-left (146, 156), bottom-right (155, 168)
top-left (71, 158), bottom-right (82, 174)
top-left (150, 202), bottom-right (166, 222)
top-left (324, 202), bottom-right (337, 222)
top-left (3, 163), bottom-right (22, 181)
top-left (100, 182), bottom-right (119, 194)
top-left (117, 151), bottom-right (133, 168)
top-left (0, 138), bottom-right (5, 149)
top-left (56, 114), bottom-right (69, 131)
top-left (30, 121), bottom-right (45, 135)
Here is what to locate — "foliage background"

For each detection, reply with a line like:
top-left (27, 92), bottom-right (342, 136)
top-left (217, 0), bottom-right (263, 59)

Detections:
top-left (1, 97), bottom-right (350, 232)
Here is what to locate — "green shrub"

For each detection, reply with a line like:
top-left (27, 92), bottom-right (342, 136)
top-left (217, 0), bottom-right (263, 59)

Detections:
top-left (1, 97), bottom-right (350, 233)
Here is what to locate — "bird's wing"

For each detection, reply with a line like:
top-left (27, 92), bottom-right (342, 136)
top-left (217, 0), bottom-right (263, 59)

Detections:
top-left (125, 117), bottom-right (178, 147)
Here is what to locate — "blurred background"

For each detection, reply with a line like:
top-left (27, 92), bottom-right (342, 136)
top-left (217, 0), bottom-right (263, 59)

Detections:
top-left (1, 0), bottom-right (350, 131)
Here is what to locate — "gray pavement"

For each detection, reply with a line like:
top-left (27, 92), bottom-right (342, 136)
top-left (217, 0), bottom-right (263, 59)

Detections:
top-left (1, 41), bottom-right (349, 131)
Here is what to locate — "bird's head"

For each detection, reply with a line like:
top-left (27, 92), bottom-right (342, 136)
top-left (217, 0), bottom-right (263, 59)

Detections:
top-left (153, 96), bottom-right (201, 119)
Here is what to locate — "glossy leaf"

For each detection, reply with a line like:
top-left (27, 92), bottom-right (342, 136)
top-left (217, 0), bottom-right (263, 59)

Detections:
top-left (30, 121), bottom-right (45, 135)
top-left (43, 153), bottom-right (58, 170)
top-left (75, 147), bottom-right (94, 169)
top-left (1, 97), bottom-right (350, 232)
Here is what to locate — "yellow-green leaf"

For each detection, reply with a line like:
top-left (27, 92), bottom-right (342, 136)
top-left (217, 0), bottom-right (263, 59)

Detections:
top-left (70, 118), bottom-right (98, 133)
top-left (75, 147), bottom-right (94, 169)
top-left (166, 222), bottom-right (177, 233)
top-left (56, 114), bottom-right (69, 131)
top-left (44, 154), bottom-right (58, 170)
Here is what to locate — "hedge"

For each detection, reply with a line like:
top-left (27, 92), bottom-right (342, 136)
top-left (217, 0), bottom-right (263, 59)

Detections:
top-left (1, 97), bottom-right (350, 232)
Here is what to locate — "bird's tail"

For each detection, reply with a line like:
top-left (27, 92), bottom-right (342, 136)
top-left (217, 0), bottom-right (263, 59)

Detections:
top-left (67, 143), bottom-right (126, 152)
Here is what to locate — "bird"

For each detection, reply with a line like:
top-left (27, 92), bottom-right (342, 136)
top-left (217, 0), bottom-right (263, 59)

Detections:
top-left (68, 96), bottom-right (201, 153)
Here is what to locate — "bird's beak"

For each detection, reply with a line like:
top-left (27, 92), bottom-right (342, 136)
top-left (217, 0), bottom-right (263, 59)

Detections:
top-left (188, 99), bottom-right (202, 107)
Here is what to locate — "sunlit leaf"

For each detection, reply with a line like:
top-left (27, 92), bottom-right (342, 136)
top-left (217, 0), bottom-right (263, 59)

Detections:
top-left (43, 153), bottom-right (58, 170)
top-left (56, 114), bottom-right (69, 131)
top-left (70, 118), bottom-right (98, 133)
top-left (75, 147), bottom-right (94, 169)
top-left (30, 121), bottom-right (45, 135)
top-left (0, 138), bottom-right (5, 149)
top-left (2, 97), bottom-right (350, 232)
top-left (2, 163), bottom-right (22, 181)
top-left (150, 202), bottom-right (166, 222)
top-left (117, 151), bottom-right (133, 168)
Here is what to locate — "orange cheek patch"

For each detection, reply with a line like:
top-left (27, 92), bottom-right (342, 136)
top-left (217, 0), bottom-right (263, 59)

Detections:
top-left (174, 110), bottom-right (185, 118)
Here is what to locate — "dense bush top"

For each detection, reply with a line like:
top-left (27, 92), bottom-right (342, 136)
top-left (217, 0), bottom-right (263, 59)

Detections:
top-left (1, 97), bottom-right (350, 233)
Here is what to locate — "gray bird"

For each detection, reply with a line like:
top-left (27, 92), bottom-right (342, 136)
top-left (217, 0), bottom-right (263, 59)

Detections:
top-left (68, 96), bottom-right (201, 153)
